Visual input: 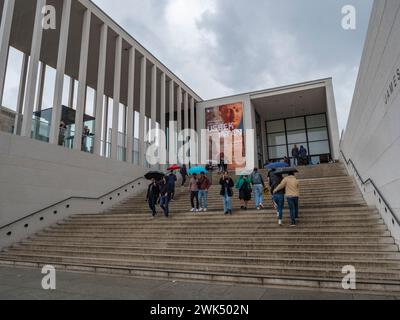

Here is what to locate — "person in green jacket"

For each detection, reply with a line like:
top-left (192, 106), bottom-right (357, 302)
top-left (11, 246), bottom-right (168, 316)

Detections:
top-left (235, 175), bottom-right (252, 210)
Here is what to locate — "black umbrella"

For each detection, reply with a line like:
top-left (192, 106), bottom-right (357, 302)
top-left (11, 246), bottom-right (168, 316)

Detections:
top-left (275, 167), bottom-right (299, 175)
top-left (144, 171), bottom-right (165, 181)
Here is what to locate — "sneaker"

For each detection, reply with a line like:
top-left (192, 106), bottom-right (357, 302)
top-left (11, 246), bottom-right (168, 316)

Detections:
top-left (203, 208), bottom-right (208, 212)
top-left (257, 206), bottom-right (261, 211)
top-left (195, 209), bottom-right (200, 212)
top-left (278, 219), bottom-right (282, 226)
top-left (260, 204), bottom-right (265, 209)
top-left (276, 211), bottom-right (279, 217)
top-left (199, 208), bottom-right (203, 212)
top-left (224, 211), bottom-right (229, 215)
top-left (190, 208), bottom-right (195, 212)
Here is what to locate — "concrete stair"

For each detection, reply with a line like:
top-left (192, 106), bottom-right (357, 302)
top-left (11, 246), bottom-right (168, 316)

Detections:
top-left (1, 163), bottom-right (400, 295)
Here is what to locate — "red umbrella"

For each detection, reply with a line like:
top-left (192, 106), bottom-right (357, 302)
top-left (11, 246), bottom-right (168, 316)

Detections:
top-left (167, 165), bottom-right (181, 171)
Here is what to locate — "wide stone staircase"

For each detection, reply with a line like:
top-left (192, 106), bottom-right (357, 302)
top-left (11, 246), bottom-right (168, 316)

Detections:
top-left (1, 163), bottom-right (400, 294)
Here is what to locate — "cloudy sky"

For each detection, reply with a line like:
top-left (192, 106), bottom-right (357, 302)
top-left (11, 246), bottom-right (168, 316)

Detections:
top-left (1, 0), bottom-right (373, 133)
top-left (90, 0), bottom-right (373, 132)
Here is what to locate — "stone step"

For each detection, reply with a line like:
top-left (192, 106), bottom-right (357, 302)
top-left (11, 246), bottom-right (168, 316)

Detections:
top-left (52, 219), bottom-right (386, 228)
top-left (40, 227), bottom-right (390, 237)
top-left (30, 234), bottom-right (395, 244)
top-left (58, 217), bottom-right (385, 227)
top-left (75, 206), bottom-right (378, 217)
top-left (10, 245), bottom-right (400, 261)
top-left (1, 254), bottom-right (400, 283)
top-left (62, 217), bottom-right (382, 226)
top-left (4, 250), bottom-right (400, 270)
top-left (17, 240), bottom-right (400, 252)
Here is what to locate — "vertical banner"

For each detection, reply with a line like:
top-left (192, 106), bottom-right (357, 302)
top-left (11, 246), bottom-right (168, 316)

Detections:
top-left (205, 102), bottom-right (245, 170)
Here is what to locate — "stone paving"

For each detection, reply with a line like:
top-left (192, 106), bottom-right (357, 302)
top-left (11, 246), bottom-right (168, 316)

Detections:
top-left (0, 266), bottom-right (398, 300)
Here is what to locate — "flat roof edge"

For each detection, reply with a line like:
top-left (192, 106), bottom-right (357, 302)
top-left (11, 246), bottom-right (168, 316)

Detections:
top-left (198, 78), bottom-right (332, 104)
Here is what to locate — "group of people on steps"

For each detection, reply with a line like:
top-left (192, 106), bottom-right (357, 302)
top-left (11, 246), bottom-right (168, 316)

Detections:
top-left (146, 165), bottom-right (300, 226)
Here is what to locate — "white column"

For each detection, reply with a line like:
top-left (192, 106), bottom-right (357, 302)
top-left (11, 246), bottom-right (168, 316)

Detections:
top-left (177, 86), bottom-right (182, 163)
top-left (68, 77), bottom-right (74, 108)
top-left (160, 72), bottom-right (166, 167)
top-left (93, 24), bottom-right (108, 156)
top-left (35, 62), bottom-right (46, 112)
top-left (111, 35), bottom-right (122, 160)
top-left (13, 53), bottom-right (28, 135)
top-left (150, 64), bottom-right (157, 142)
top-left (184, 92), bottom-right (189, 130)
top-left (139, 56), bottom-right (147, 167)
top-left (0, 0), bottom-right (15, 107)
top-left (169, 80), bottom-right (176, 165)
top-left (49, 0), bottom-right (72, 145)
top-left (21, 0), bottom-right (46, 137)
top-left (190, 96), bottom-right (196, 164)
top-left (103, 96), bottom-right (109, 156)
top-left (190, 97), bottom-right (195, 130)
top-left (74, 9), bottom-right (91, 151)
top-left (126, 47), bottom-right (135, 164)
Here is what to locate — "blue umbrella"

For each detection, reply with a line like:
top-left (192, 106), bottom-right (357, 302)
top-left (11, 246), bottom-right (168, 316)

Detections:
top-left (265, 162), bottom-right (290, 170)
top-left (188, 166), bottom-right (208, 175)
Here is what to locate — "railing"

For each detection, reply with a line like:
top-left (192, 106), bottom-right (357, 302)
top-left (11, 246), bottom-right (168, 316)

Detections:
top-left (0, 176), bottom-right (146, 232)
top-left (340, 150), bottom-right (400, 227)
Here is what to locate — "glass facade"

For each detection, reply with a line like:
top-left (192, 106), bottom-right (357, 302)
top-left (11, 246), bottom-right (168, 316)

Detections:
top-left (266, 113), bottom-right (331, 164)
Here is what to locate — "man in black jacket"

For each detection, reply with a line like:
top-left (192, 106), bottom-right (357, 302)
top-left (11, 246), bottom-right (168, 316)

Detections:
top-left (146, 178), bottom-right (160, 217)
top-left (219, 171), bottom-right (234, 215)
top-left (159, 177), bottom-right (170, 218)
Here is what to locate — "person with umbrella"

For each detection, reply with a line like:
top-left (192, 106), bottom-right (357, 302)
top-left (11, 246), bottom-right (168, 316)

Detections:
top-left (146, 178), bottom-right (160, 217)
top-left (189, 173), bottom-right (200, 212)
top-left (220, 171), bottom-right (234, 215)
top-left (269, 170), bottom-right (285, 226)
top-left (166, 170), bottom-right (177, 201)
top-left (235, 175), bottom-right (252, 210)
top-left (273, 171), bottom-right (300, 227)
top-left (158, 176), bottom-right (170, 218)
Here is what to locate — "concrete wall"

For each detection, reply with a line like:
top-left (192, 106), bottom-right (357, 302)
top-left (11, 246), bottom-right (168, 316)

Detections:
top-left (325, 79), bottom-right (341, 161)
top-left (0, 131), bottom-right (148, 249)
top-left (0, 107), bottom-right (15, 134)
top-left (341, 0), bottom-right (400, 245)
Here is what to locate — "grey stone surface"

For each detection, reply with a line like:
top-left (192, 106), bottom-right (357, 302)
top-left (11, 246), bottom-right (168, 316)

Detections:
top-left (0, 266), bottom-right (398, 300)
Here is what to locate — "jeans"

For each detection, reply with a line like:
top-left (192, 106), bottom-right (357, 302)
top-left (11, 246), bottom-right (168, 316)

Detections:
top-left (199, 190), bottom-right (208, 209)
top-left (273, 194), bottom-right (285, 220)
top-left (181, 175), bottom-right (187, 186)
top-left (253, 184), bottom-right (264, 207)
top-left (222, 194), bottom-right (232, 213)
top-left (292, 157), bottom-right (298, 166)
top-left (148, 198), bottom-right (157, 216)
top-left (191, 191), bottom-right (199, 209)
top-left (160, 195), bottom-right (169, 217)
top-left (287, 197), bottom-right (299, 225)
